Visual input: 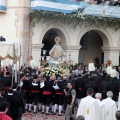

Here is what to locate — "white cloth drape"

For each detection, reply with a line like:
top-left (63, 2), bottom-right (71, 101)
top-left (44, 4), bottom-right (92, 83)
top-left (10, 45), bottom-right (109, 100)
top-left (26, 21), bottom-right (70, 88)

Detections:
top-left (0, 44), bottom-right (13, 59)
top-left (0, 43), bottom-right (21, 60)
top-left (0, 43), bottom-right (21, 67)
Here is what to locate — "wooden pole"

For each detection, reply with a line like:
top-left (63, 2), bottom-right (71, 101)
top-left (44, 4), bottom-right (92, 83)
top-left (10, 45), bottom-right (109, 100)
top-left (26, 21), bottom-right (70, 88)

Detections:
top-left (15, 44), bottom-right (17, 83)
top-left (18, 44), bottom-right (21, 85)
top-left (12, 44), bottom-right (15, 87)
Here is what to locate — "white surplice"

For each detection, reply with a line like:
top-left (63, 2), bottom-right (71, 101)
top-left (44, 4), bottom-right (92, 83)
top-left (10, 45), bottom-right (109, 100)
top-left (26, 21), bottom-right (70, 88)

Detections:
top-left (102, 98), bottom-right (117, 120)
top-left (96, 99), bottom-right (105, 120)
top-left (76, 96), bottom-right (101, 120)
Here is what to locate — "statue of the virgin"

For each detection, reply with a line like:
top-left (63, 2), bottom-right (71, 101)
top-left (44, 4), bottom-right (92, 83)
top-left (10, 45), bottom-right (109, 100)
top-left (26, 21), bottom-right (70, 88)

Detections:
top-left (48, 36), bottom-right (65, 66)
top-left (49, 36), bottom-right (64, 59)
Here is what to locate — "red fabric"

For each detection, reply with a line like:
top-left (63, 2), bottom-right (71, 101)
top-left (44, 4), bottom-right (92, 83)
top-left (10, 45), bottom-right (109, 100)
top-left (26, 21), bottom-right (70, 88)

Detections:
top-left (78, 88), bottom-right (83, 91)
top-left (31, 90), bottom-right (40, 93)
top-left (23, 90), bottom-right (27, 92)
top-left (102, 90), bottom-right (106, 92)
top-left (4, 87), bottom-right (8, 89)
top-left (0, 113), bottom-right (12, 120)
top-left (43, 91), bottom-right (51, 95)
top-left (56, 92), bottom-right (63, 95)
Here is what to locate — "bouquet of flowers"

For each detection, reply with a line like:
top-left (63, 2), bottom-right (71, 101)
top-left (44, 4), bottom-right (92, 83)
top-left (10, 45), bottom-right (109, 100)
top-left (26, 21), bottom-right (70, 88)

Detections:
top-left (41, 66), bottom-right (70, 77)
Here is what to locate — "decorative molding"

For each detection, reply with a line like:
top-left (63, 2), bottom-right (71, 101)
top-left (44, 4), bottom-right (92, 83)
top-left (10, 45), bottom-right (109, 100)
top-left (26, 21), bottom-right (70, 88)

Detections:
top-left (101, 47), bottom-right (120, 51)
top-left (33, 44), bottom-right (44, 50)
top-left (62, 45), bottom-right (81, 50)
top-left (7, 6), bottom-right (30, 9)
top-left (0, 10), bottom-right (6, 13)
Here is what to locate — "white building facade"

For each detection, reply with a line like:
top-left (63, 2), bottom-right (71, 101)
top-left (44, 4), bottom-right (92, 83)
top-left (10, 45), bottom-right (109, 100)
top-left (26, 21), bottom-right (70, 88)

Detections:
top-left (0, 0), bottom-right (120, 67)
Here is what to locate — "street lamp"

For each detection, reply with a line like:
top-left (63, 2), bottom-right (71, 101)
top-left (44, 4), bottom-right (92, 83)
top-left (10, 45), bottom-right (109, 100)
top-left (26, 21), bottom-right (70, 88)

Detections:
top-left (0, 36), bottom-right (6, 42)
top-left (0, 36), bottom-right (6, 66)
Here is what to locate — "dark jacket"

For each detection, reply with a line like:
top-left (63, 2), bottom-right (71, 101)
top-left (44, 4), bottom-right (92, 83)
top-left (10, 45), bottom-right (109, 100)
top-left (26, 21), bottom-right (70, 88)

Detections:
top-left (13, 90), bottom-right (25, 115)
top-left (6, 94), bottom-right (21, 120)
top-left (75, 78), bottom-right (85, 99)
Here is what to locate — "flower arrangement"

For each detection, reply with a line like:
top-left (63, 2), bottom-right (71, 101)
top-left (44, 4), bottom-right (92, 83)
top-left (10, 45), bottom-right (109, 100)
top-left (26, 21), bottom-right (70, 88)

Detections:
top-left (30, 8), bottom-right (120, 31)
top-left (41, 66), bottom-right (70, 77)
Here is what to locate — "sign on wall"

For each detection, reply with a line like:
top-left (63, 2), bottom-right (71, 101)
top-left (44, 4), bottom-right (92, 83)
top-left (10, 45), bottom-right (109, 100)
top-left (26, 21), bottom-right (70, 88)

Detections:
top-left (0, 0), bottom-right (6, 12)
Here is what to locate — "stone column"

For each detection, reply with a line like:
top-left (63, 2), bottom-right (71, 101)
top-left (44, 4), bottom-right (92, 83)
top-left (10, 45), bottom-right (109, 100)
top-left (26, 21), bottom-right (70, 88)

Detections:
top-left (16, 0), bottom-right (30, 66)
top-left (102, 47), bottom-right (120, 65)
top-left (62, 45), bottom-right (81, 64)
top-left (32, 44), bottom-right (44, 67)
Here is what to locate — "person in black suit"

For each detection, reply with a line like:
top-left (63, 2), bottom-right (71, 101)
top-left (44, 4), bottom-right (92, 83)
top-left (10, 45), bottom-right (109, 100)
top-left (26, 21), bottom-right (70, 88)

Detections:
top-left (1, 72), bottom-right (12, 93)
top-left (6, 87), bottom-right (21, 120)
top-left (0, 87), bottom-right (7, 102)
top-left (29, 75), bottom-right (40, 113)
top-left (13, 83), bottom-right (25, 120)
top-left (106, 78), bottom-right (119, 101)
top-left (75, 77), bottom-right (85, 106)
top-left (42, 76), bottom-right (54, 115)
top-left (85, 77), bottom-right (97, 97)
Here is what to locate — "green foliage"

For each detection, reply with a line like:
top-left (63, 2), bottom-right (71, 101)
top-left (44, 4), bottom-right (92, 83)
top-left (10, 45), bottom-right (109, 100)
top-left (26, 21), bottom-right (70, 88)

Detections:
top-left (30, 9), bottom-right (120, 31)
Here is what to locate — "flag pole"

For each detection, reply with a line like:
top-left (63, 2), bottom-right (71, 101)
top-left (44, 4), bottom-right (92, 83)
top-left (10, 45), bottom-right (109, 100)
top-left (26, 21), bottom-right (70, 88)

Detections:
top-left (12, 43), bottom-right (15, 87)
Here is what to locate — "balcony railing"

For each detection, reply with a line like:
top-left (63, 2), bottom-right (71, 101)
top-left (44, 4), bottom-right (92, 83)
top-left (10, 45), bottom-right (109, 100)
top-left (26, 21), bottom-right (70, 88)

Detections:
top-left (31, 0), bottom-right (120, 18)
top-left (0, 0), bottom-right (6, 12)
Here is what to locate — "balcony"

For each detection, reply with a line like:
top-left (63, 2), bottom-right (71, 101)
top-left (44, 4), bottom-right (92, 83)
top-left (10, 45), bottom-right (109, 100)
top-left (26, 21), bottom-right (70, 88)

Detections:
top-left (31, 0), bottom-right (120, 18)
top-left (0, 0), bottom-right (6, 12)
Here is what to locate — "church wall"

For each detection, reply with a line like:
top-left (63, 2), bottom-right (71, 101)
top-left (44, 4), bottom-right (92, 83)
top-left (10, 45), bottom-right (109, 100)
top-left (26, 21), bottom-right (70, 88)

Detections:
top-left (0, 0), bottom-right (30, 66)
top-left (0, 1), bottom-right (19, 43)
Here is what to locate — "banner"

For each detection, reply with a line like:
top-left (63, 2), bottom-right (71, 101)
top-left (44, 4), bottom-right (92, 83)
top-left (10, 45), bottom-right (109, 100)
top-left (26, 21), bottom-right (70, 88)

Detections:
top-left (0, 0), bottom-right (6, 12)
top-left (31, 0), bottom-right (120, 18)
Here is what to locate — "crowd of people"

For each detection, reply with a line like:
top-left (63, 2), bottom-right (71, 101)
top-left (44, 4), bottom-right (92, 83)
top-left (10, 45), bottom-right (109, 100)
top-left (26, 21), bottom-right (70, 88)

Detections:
top-left (0, 62), bottom-right (120, 120)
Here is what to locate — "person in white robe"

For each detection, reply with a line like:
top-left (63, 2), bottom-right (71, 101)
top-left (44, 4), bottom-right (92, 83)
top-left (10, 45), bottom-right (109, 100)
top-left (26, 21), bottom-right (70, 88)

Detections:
top-left (76, 88), bottom-right (101, 120)
top-left (88, 60), bottom-right (95, 72)
top-left (95, 93), bottom-right (105, 120)
top-left (102, 91), bottom-right (117, 120)
top-left (29, 56), bottom-right (36, 69)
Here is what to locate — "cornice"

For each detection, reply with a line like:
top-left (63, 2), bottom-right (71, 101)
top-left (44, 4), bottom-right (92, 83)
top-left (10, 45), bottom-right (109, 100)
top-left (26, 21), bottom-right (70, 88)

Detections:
top-left (32, 44), bottom-right (44, 50)
top-left (7, 6), bottom-right (30, 9)
top-left (32, 44), bottom-right (81, 50)
top-left (101, 47), bottom-right (120, 51)
top-left (61, 45), bottom-right (81, 50)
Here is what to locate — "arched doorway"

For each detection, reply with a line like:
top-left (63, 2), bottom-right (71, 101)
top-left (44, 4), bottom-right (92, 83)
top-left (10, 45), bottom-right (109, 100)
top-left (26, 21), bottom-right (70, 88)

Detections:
top-left (79, 30), bottom-right (104, 65)
top-left (41, 28), bottom-right (66, 59)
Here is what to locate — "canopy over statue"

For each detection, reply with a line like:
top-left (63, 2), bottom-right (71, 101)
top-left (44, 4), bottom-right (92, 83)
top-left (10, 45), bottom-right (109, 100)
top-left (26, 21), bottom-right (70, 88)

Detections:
top-left (49, 36), bottom-right (64, 59)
